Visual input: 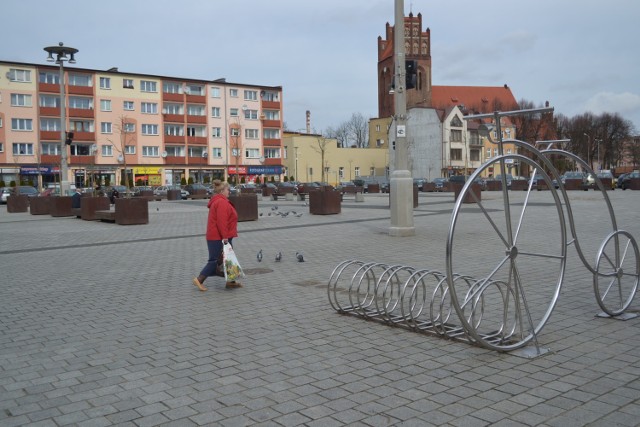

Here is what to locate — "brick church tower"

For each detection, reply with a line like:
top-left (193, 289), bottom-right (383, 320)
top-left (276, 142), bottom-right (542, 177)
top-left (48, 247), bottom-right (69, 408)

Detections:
top-left (377, 12), bottom-right (432, 118)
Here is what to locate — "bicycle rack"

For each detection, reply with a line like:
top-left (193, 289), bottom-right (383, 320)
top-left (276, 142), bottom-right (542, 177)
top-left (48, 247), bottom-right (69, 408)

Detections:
top-left (328, 107), bottom-right (639, 356)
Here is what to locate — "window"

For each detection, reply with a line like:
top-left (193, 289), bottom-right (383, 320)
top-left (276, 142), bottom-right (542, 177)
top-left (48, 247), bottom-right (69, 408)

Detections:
top-left (230, 128), bottom-right (240, 137)
top-left (212, 127), bottom-right (221, 138)
top-left (11, 94), bottom-right (32, 107)
top-left (39, 72), bottom-right (59, 84)
top-left (39, 94), bottom-right (59, 108)
top-left (100, 99), bottom-right (112, 111)
top-left (376, 125), bottom-right (381, 132)
top-left (188, 146), bottom-right (205, 157)
top-left (125, 145), bottom-right (136, 154)
top-left (102, 145), bottom-right (113, 156)
top-left (99, 77), bottom-right (111, 89)
top-left (142, 124), bottom-right (158, 135)
top-left (339, 167), bottom-right (344, 178)
top-left (142, 146), bottom-right (159, 157)
top-left (140, 80), bottom-right (157, 92)
top-left (101, 122), bottom-right (112, 133)
top-left (245, 148), bottom-right (260, 158)
top-left (165, 124), bottom-right (184, 136)
top-left (264, 110), bottom-right (280, 120)
top-left (212, 147), bottom-right (222, 158)
top-left (229, 89), bottom-right (238, 97)
top-left (470, 149), bottom-right (480, 161)
top-left (166, 146), bottom-right (184, 156)
top-left (12, 118), bottom-right (33, 131)
top-left (370, 167), bottom-right (375, 175)
top-left (244, 109), bottom-right (258, 120)
top-left (13, 143), bottom-right (33, 155)
top-left (70, 145), bottom-right (91, 156)
top-left (486, 148), bottom-right (491, 159)
top-left (41, 118), bottom-right (61, 131)
top-left (123, 78), bottom-right (134, 89)
top-left (68, 97), bottom-right (92, 109)
top-left (245, 129), bottom-right (259, 139)
top-left (262, 91), bottom-right (279, 102)
top-left (309, 167), bottom-right (313, 176)
top-left (8, 69), bottom-right (31, 82)
top-left (68, 74), bottom-right (91, 87)
top-left (211, 107), bottom-right (221, 117)
top-left (141, 102), bottom-right (158, 114)
top-left (163, 82), bottom-right (181, 94)
top-left (263, 129), bottom-right (280, 139)
top-left (124, 123), bottom-right (135, 133)
top-left (264, 148), bottom-right (280, 158)
top-left (185, 84), bottom-right (204, 96)
top-left (186, 125), bottom-right (206, 137)
top-left (41, 143), bottom-right (62, 155)
top-left (355, 167), bottom-right (360, 177)
top-left (230, 108), bottom-right (239, 117)
top-left (124, 101), bottom-right (134, 111)
top-left (163, 103), bottom-right (183, 114)
top-left (210, 87), bottom-right (220, 98)
top-left (244, 90), bottom-right (258, 101)
top-left (450, 149), bottom-right (462, 161)
top-left (0, 143), bottom-right (3, 152)
top-left (69, 120), bottom-right (94, 132)
top-left (187, 105), bottom-right (205, 116)
top-left (450, 130), bottom-right (462, 142)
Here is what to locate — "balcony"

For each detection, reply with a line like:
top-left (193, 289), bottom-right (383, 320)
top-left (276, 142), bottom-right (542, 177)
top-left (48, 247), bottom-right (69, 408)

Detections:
top-left (69, 108), bottom-right (94, 119)
top-left (40, 130), bottom-right (61, 141)
top-left (70, 155), bottom-right (95, 165)
top-left (163, 92), bottom-right (183, 102)
top-left (186, 115), bottom-right (207, 124)
top-left (68, 85), bottom-right (93, 96)
top-left (164, 156), bottom-right (186, 165)
top-left (41, 154), bottom-right (61, 164)
top-left (163, 113), bottom-right (185, 123)
top-left (164, 135), bottom-right (185, 144)
top-left (261, 100), bottom-right (281, 109)
top-left (185, 94), bottom-right (206, 104)
top-left (38, 82), bottom-right (59, 93)
top-left (72, 131), bottom-right (95, 142)
top-left (186, 136), bottom-right (207, 145)
top-left (262, 119), bottom-right (281, 128)
top-left (264, 158), bottom-right (282, 166)
top-left (263, 138), bottom-right (282, 147)
top-left (39, 106), bottom-right (61, 117)
top-left (188, 157), bottom-right (208, 165)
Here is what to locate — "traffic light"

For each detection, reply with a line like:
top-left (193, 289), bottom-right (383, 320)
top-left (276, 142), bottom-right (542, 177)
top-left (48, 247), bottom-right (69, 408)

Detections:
top-left (405, 60), bottom-right (417, 90)
top-left (65, 131), bottom-right (74, 145)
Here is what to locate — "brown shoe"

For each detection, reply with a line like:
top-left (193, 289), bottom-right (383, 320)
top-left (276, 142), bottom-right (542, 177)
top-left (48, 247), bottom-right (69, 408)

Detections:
top-left (193, 277), bottom-right (207, 292)
top-left (225, 281), bottom-right (243, 289)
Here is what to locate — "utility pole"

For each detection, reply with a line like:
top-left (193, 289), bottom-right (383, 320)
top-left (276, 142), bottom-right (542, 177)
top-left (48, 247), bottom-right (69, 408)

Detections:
top-left (389, 0), bottom-right (415, 237)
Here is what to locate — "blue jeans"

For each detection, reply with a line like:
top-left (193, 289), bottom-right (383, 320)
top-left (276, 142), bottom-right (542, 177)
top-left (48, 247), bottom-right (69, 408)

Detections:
top-left (200, 239), bottom-right (233, 278)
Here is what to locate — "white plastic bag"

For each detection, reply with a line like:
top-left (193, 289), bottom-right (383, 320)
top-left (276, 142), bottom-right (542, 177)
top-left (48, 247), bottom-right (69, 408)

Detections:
top-left (223, 242), bottom-right (245, 282)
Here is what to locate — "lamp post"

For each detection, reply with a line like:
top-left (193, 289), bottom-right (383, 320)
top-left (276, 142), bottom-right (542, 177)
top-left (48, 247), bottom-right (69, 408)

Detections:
top-left (44, 42), bottom-right (77, 196)
top-left (583, 133), bottom-right (591, 168)
top-left (294, 146), bottom-right (299, 183)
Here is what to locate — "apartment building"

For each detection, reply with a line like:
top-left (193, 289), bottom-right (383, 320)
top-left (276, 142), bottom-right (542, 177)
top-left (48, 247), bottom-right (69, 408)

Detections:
top-left (0, 61), bottom-right (283, 188)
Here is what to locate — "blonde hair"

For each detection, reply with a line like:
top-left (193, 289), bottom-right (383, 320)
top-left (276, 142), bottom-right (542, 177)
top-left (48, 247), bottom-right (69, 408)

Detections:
top-left (212, 179), bottom-right (229, 194)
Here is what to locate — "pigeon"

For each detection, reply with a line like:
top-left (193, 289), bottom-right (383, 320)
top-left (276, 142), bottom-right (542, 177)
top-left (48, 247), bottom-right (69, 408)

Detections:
top-left (291, 211), bottom-right (297, 215)
top-left (296, 252), bottom-right (305, 262)
top-left (275, 252), bottom-right (282, 262)
top-left (295, 213), bottom-right (303, 217)
top-left (257, 249), bottom-right (263, 262)
top-left (156, 207), bottom-right (159, 211)
top-left (268, 212), bottom-right (271, 216)
top-left (259, 212), bottom-right (263, 216)
top-left (271, 205), bottom-right (278, 211)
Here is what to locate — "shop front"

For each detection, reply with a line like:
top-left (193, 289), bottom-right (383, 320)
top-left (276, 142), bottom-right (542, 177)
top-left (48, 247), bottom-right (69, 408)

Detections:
top-left (228, 165), bottom-right (283, 184)
top-left (133, 166), bottom-right (163, 186)
top-left (19, 166), bottom-right (61, 189)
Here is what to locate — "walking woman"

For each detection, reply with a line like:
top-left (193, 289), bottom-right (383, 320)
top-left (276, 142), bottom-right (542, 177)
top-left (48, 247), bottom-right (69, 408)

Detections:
top-left (193, 180), bottom-right (241, 291)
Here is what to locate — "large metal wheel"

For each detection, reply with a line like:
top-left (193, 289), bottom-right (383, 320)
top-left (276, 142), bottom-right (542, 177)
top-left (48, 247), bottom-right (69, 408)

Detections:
top-left (594, 230), bottom-right (640, 316)
top-left (446, 155), bottom-right (567, 351)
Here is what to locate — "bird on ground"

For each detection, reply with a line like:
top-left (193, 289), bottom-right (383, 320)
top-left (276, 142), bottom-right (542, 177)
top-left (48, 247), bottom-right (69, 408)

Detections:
top-left (271, 205), bottom-right (278, 211)
top-left (275, 252), bottom-right (282, 262)
top-left (295, 213), bottom-right (303, 217)
top-left (259, 212), bottom-right (263, 216)
top-left (257, 249), bottom-right (263, 262)
top-left (296, 252), bottom-right (305, 262)
top-left (268, 212), bottom-right (271, 216)
top-left (291, 211), bottom-right (296, 215)
top-left (156, 207), bottom-right (159, 211)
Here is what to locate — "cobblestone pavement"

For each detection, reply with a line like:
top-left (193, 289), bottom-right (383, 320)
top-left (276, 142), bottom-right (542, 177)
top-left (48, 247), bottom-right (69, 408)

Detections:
top-left (1, 190), bottom-right (639, 427)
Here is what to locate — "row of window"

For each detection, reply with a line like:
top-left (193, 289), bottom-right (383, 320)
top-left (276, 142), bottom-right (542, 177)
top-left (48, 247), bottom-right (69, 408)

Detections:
top-left (9, 68), bottom-right (280, 103)
top-left (6, 142), bottom-right (282, 159)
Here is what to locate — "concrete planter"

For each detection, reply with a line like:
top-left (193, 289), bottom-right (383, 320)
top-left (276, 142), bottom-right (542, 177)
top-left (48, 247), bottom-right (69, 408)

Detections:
top-left (564, 179), bottom-right (585, 191)
top-left (29, 197), bottom-right (50, 215)
top-left (453, 183), bottom-right (481, 204)
top-left (167, 189), bottom-right (182, 200)
top-left (7, 195), bottom-right (29, 213)
top-left (368, 183), bottom-right (380, 193)
top-left (629, 178), bottom-right (640, 190)
top-left (309, 188), bottom-right (341, 215)
top-left (510, 180), bottom-right (528, 191)
top-left (137, 190), bottom-right (155, 200)
top-left (486, 180), bottom-right (502, 191)
top-left (229, 194), bottom-right (258, 222)
top-left (115, 198), bottom-right (149, 225)
top-left (261, 187), bottom-right (274, 197)
top-left (81, 196), bottom-right (111, 221)
top-left (49, 196), bottom-right (74, 217)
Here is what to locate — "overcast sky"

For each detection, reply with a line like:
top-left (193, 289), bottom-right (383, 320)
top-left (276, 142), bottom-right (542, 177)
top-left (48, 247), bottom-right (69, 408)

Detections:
top-left (4, 0), bottom-right (639, 134)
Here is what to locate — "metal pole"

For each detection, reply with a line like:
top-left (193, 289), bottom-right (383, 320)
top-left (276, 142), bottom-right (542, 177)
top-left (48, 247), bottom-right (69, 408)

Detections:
top-left (59, 60), bottom-right (68, 195)
top-left (389, 0), bottom-right (415, 237)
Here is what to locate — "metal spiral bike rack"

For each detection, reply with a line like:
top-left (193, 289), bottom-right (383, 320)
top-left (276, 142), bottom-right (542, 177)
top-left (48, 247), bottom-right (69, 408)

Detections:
top-left (328, 107), bottom-right (639, 356)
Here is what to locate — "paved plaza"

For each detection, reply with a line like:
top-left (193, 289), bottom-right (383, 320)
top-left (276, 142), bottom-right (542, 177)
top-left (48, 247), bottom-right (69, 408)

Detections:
top-left (1, 189), bottom-right (639, 426)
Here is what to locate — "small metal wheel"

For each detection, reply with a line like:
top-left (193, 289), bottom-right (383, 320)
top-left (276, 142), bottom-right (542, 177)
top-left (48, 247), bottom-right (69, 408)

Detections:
top-left (594, 230), bottom-right (640, 316)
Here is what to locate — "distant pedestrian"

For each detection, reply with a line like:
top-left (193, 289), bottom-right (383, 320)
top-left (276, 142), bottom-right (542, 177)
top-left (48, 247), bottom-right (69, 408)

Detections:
top-left (193, 179), bottom-right (241, 291)
top-left (71, 187), bottom-right (82, 208)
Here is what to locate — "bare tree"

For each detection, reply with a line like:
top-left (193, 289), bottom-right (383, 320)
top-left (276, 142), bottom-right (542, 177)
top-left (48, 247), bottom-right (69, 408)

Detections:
top-left (108, 115), bottom-right (136, 196)
top-left (325, 123), bottom-right (349, 148)
top-left (311, 134), bottom-right (332, 183)
top-left (346, 112), bottom-right (369, 148)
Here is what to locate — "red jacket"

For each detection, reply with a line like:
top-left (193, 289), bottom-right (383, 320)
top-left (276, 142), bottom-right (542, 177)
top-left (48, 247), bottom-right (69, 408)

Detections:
top-left (206, 194), bottom-right (238, 240)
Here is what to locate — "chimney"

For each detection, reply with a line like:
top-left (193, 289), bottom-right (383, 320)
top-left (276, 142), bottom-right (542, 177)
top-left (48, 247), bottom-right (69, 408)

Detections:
top-left (306, 110), bottom-right (311, 134)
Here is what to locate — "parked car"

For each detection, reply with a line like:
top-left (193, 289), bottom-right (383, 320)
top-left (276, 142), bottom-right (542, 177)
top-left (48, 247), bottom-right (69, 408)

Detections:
top-left (433, 177), bottom-right (448, 192)
top-left (236, 183), bottom-right (260, 193)
top-left (41, 183), bottom-right (77, 196)
top-left (413, 178), bottom-right (427, 191)
top-left (616, 173), bottom-right (628, 189)
top-left (154, 185), bottom-right (189, 199)
top-left (595, 171), bottom-right (616, 190)
top-left (618, 171), bottom-right (640, 190)
top-left (494, 174), bottom-right (514, 189)
top-left (276, 182), bottom-right (297, 194)
top-left (184, 183), bottom-right (209, 194)
top-left (0, 187), bottom-right (11, 204)
top-left (552, 171), bottom-right (586, 189)
top-left (1, 186), bottom-right (39, 203)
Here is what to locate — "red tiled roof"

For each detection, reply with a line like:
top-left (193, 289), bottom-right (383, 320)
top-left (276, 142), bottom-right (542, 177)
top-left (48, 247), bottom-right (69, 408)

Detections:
top-left (431, 85), bottom-right (519, 114)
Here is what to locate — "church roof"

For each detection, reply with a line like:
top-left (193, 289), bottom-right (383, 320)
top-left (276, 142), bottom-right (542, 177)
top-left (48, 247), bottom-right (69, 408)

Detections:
top-left (431, 85), bottom-right (518, 114)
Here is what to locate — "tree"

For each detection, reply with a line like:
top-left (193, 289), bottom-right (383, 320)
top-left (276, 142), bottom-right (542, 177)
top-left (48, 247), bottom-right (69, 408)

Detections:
top-left (311, 134), bottom-right (332, 183)
top-left (346, 112), bottom-right (369, 148)
top-left (108, 115), bottom-right (136, 197)
top-left (325, 123), bottom-right (349, 148)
